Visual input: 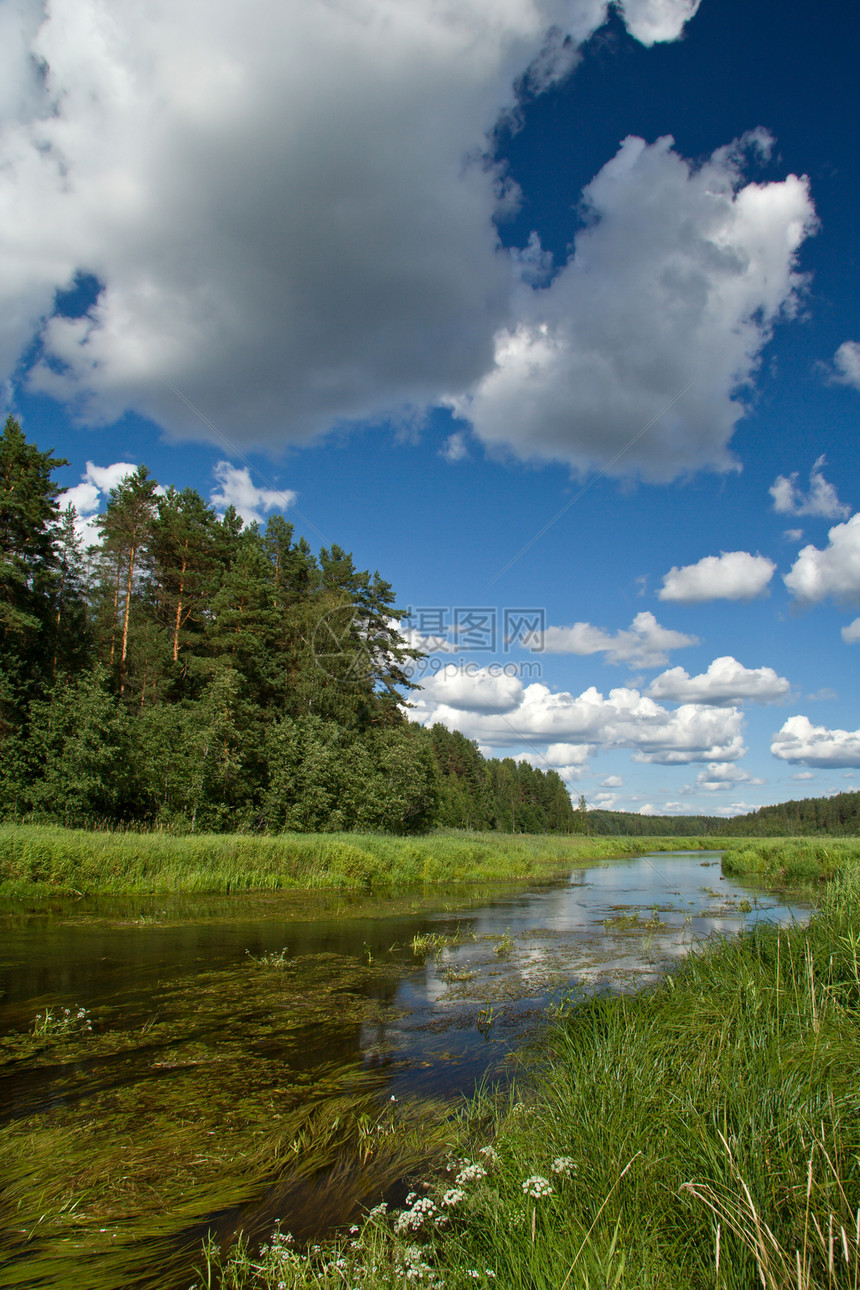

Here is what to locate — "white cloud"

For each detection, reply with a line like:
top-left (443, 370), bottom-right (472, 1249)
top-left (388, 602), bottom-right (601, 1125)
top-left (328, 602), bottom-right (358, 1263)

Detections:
top-left (832, 340), bottom-right (860, 390)
top-left (647, 655), bottom-right (790, 706)
top-left (408, 670), bottom-right (745, 764)
top-left (0, 0), bottom-right (707, 458)
top-left (601, 775), bottom-right (623, 788)
top-left (209, 461), bottom-right (295, 526)
top-left (694, 762), bottom-right (760, 792)
top-left (515, 746), bottom-right (588, 779)
top-left (60, 459), bottom-right (141, 543)
top-left (769, 455), bottom-right (850, 520)
top-left (414, 664), bottom-right (524, 715)
top-left (441, 432), bottom-right (469, 463)
top-left (450, 131), bottom-right (816, 482)
top-left (784, 514), bottom-right (860, 607)
top-left (713, 801), bottom-right (756, 817)
top-left (616, 0), bottom-right (702, 46)
top-left (783, 528), bottom-right (804, 543)
top-left (541, 610), bottom-right (697, 666)
top-left (61, 459), bottom-right (139, 511)
top-left (771, 715), bottom-right (860, 768)
top-left (658, 551), bottom-right (776, 602)
top-left (544, 742), bottom-right (592, 767)
top-left (792, 771), bottom-right (815, 781)
top-left (842, 618), bottom-right (860, 644)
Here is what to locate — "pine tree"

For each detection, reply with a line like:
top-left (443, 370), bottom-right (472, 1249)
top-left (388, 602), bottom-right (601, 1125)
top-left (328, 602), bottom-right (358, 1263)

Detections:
top-left (0, 416), bottom-right (68, 740)
top-left (94, 465), bottom-right (158, 693)
top-left (150, 487), bottom-right (220, 669)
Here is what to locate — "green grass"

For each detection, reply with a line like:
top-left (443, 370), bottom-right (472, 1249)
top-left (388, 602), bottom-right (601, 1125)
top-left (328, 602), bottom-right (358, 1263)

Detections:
top-left (721, 837), bottom-right (860, 888)
top-left (0, 825), bottom-right (709, 896)
top-left (199, 867), bottom-right (860, 1290)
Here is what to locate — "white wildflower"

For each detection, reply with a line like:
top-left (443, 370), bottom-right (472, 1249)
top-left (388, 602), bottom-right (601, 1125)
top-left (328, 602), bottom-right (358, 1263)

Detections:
top-left (522, 1175), bottom-right (553, 1199)
top-left (551, 1156), bottom-right (576, 1178)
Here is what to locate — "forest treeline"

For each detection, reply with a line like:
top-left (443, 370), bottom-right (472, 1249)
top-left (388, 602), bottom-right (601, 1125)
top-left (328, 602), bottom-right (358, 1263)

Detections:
top-left (0, 417), bottom-right (577, 834)
top-left (586, 790), bottom-right (860, 838)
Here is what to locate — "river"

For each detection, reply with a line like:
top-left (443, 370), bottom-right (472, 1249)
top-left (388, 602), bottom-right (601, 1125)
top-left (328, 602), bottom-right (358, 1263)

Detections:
top-left (0, 850), bottom-right (808, 1289)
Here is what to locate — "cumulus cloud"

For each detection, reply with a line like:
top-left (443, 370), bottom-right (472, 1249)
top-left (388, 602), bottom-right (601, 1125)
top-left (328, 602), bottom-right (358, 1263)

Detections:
top-left (694, 762), bottom-right (760, 792)
top-left (516, 746), bottom-right (589, 779)
top-left (769, 455), bottom-right (850, 520)
top-left (784, 514), bottom-right (860, 606)
top-left (60, 459), bottom-right (142, 543)
top-left (62, 460), bottom-right (138, 516)
top-left (408, 669), bottom-right (745, 764)
top-left (0, 0), bottom-right (708, 458)
top-left (617, 0), bottom-right (702, 45)
top-left (771, 715), bottom-right (860, 768)
top-left (209, 461), bottom-right (295, 526)
top-left (658, 551), bottom-right (776, 602)
top-left (450, 131), bottom-right (816, 481)
top-left (414, 665), bottom-right (524, 715)
top-left (842, 618), bottom-right (860, 644)
top-left (544, 742), bottom-right (592, 767)
top-left (541, 611), bottom-right (697, 666)
top-left (647, 655), bottom-right (790, 706)
top-left (832, 341), bottom-right (860, 390)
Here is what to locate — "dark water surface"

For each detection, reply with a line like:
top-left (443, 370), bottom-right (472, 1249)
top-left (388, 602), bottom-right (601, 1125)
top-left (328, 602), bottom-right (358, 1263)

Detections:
top-left (0, 852), bottom-right (808, 1288)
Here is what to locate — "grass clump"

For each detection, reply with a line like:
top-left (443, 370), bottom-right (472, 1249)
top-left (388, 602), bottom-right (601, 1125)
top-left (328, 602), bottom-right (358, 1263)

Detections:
top-left (245, 945), bottom-right (291, 968)
top-left (202, 868), bottom-right (860, 1289)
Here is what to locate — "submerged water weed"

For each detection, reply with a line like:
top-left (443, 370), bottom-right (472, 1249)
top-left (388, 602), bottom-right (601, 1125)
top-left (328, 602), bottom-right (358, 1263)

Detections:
top-left (32, 1004), bottom-right (93, 1038)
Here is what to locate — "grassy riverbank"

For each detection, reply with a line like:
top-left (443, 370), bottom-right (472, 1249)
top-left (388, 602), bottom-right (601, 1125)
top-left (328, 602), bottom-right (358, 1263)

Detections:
top-left (0, 825), bottom-right (710, 896)
top-left (202, 863), bottom-right (860, 1290)
top-left (721, 836), bottom-right (860, 888)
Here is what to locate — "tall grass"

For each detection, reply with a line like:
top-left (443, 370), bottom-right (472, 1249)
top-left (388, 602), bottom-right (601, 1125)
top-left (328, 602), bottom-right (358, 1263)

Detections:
top-left (722, 837), bottom-right (860, 888)
top-left (201, 867), bottom-right (860, 1289)
top-left (0, 825), bottom-right (705, 896)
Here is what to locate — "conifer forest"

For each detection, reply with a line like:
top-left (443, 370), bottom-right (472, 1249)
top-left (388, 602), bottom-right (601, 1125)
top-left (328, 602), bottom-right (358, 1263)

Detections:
top-left (0, 416), bottom-right (577, 835)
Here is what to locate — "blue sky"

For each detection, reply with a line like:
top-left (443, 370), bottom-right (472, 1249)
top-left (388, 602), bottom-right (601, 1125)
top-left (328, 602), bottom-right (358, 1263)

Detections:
top-left (3, 0), bottom-right (860, 817)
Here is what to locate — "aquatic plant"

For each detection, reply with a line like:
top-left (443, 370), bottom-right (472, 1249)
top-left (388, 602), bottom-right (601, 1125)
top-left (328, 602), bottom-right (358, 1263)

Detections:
top-left (32, 1004), bottom-right (93, 1038)
top-left (493, 929), bottom-right (514, 957)
top-left (245, 945), bottom-right (290, 967)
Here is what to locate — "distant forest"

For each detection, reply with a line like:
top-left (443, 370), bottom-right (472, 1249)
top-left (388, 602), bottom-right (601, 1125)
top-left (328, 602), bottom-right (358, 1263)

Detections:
top-left (586, 791), bottom-right (860, 838)
top-left (0, 417), bottom-right (576, 834)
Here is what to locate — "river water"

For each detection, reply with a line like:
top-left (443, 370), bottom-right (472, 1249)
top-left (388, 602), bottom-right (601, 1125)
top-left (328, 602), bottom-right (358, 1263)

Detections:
top-left (0, 851), bottom-right (808, 1289)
